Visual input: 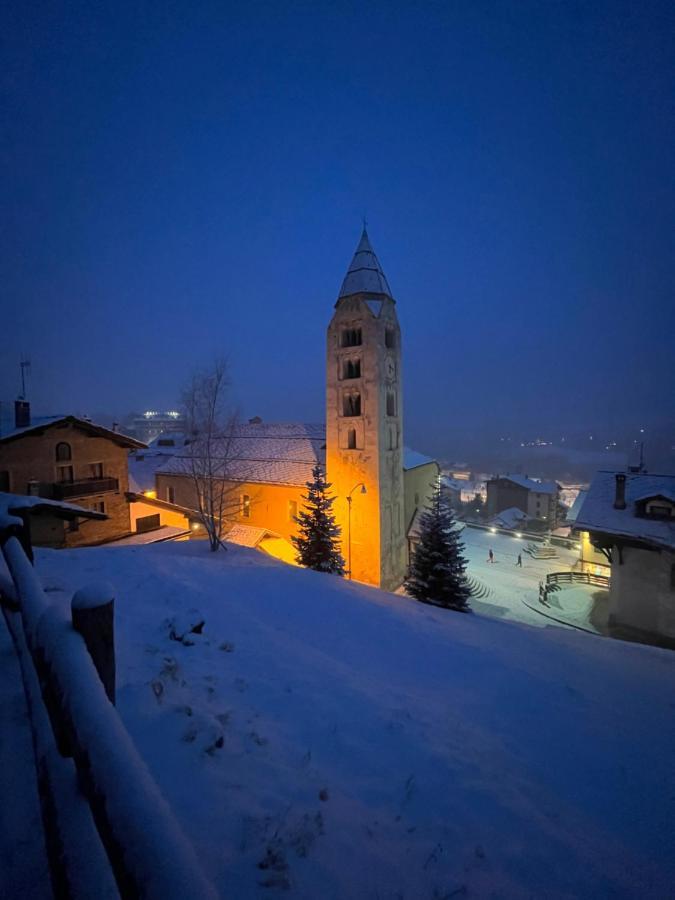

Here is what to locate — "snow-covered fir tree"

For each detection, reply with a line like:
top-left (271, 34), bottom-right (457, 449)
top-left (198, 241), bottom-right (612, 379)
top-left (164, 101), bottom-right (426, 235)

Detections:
top-left (405, 483), bottom-right (471, 611)
top-left (292, 465), bottom-right (345, 575)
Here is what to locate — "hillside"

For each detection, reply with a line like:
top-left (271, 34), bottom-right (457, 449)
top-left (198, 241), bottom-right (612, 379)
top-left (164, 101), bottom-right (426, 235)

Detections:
top-left (34, 542), bottom-right (675, 899)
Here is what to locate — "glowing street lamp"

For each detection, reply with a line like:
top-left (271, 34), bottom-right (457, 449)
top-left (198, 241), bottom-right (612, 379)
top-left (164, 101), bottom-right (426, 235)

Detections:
top-left (346, 482), bottom-right (367, 579)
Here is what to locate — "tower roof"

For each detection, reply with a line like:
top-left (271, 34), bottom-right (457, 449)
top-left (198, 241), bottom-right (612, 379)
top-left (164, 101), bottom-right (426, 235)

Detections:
top-left (338, 228), bottom-right (393, 299)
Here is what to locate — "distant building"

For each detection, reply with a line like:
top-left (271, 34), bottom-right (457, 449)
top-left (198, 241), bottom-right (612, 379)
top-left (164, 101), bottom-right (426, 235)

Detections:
top-left (486, 474), bottom-right (560, 528)
top-left (0, 403), bottom-right (145, 546)
top-left (575, 471), bottom-right (675, 646)
top-left (127, 410), bottom-right (186, 444)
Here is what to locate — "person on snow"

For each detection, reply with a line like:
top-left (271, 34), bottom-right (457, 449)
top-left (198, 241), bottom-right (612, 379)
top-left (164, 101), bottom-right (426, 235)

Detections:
top-left (516, 553), bottom-right (522, 567)
top-left (488, 548), bottom-right (494, 563)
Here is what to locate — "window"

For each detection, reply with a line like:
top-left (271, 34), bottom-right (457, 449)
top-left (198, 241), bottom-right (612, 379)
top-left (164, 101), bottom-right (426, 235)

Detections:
top-left (241, 494), bottom-right (251, 518)
top-left (55, 442), bottom-right (72, 462)
top-left (288, 500), bottom-right (298, 521)
top-left (57, 465), bottom-right (74, 483)
top-left (341, 328), bottom-right (362, 347)
top-left (0, 471), bottom-right (9, 492)
top-left (347, 428), bottom-right (357, 449)
top-left (157, 438), bottom-right (175, 447)
top-left (167, 485), bottom-right (175, 504)
top-left (342, 393), bottom-right (361, 417)
top-left (386, 392), bottom-right (396, 417)
top-left (91, 501), bottom-right (105, 514)
top-left (389, 426), bottom-right (398, 450)
top-left (89, 462), bottom-right (104, 479)
top-left (342, 358), bottom-right (361, 379)
top-left (385, 328), bottom-right (395, 349)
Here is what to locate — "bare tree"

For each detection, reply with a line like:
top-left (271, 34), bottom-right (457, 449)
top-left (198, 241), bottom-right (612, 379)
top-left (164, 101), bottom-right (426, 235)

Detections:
top-left (180, 359), bottom-right (241, 551)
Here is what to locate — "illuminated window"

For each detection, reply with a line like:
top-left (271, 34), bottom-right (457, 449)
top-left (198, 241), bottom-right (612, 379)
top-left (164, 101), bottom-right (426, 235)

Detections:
top-left (386, 392), bottom-right (396, 417)
top-left (55, 442), bottom-right (72, 462)
top-left (288, 500), bottom-right (298, 521)
top-left (341, 328), bottom-right (362, 347)
top-left (241, 494), bottom-right (251, 518)
top-left (347, 428), bottom-right (357, 449)
top-left (342, 358), bottom-right (361, 379)
top-left (385, 328), bottom-right (395, 349)
top-left (342, 393), bottom-right (361, 417)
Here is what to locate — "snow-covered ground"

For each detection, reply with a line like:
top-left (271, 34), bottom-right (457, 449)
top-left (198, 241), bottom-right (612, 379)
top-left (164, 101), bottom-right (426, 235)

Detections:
top-left (22, 541), bottom-right (675, 898)
top-left (461, 527), bottom-right (600, 631)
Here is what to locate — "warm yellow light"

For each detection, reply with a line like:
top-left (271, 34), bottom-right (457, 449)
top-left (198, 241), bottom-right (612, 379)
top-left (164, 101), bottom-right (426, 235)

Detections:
top-left (144, 490), bottom-right (157, 499)
top-left (515, 532), bottom-right (522, 538)
top-left (191, 522), bottom-right (201, 531)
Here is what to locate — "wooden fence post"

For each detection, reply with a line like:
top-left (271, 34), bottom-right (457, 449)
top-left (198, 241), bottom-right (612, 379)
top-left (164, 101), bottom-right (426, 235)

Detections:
top-left (71, 583), bottom-right (116, 705)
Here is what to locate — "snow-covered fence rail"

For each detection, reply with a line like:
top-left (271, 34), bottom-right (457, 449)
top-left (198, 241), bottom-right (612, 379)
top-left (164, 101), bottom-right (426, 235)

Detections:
top-left (546, 570), bottom-right (610, 589)
top-left (0, 534), bottom-right (218, 900)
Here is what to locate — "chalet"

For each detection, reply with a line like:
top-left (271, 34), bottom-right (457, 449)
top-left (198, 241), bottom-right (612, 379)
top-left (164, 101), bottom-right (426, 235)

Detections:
top-left (0, 403), bottom-right (145, 547)
top-left (575, 471), bottom-right (675, 647)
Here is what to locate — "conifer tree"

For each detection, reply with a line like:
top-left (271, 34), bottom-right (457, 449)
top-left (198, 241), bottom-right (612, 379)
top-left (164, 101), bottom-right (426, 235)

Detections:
top-left (292, 465), bottom-right (345, 575)
top-left (405, 482), bottom-right (471, 611)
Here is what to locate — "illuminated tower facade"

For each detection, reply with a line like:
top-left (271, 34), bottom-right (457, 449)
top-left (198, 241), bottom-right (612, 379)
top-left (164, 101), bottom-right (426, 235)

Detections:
top-left (326, 229), bottom-right (406, 590)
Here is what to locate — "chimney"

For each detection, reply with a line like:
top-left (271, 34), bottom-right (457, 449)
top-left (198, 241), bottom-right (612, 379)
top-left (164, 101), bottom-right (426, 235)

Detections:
top-left (14, 399), bottom-right (30, 429)
top-left (614, 473), bottom-right (627, 510)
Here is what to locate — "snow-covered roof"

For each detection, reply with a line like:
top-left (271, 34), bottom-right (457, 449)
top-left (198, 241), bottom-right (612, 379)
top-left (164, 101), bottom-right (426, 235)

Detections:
top-left (0, 415), bottom-right (145, 449)
top-left (497, 474), bottom-right (558, 495)
top-left (491, 506), bottom-right (527, 530)
top-left (159, 423), bottom-right (326, 487)
top-left (575, 471), bottom-right (675, 552)
top-left (566, 490), bottom-right (587, 523)
top-left (338, 228), bottom-right (393, 299)
top-left (0, 491), bottom-right (106, 531)
top-left (403, 448), bottom-right (436, 471)
top-left (224, 523), bottom-right (275, 548)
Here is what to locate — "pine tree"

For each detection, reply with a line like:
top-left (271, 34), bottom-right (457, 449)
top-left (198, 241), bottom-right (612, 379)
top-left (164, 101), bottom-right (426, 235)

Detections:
top-left (405, 482), bottom-right (471, 611)
top-left (292, 465), bottom-right (345, 576)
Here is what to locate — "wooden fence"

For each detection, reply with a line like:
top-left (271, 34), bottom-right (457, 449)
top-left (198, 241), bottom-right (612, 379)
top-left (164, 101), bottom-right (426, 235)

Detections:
top-left (0, 528), bottom-right (218, 899)
top-left (546, 570), bottom-right (610, 589)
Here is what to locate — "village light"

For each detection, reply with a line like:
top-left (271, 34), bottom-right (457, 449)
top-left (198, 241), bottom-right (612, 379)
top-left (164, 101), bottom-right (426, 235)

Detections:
top-left (515, 532), bottom-right (522, 538)
top-left (490, 527), bottom-right (497, 534)
top-left (346, 483), bottom-right (367, 580)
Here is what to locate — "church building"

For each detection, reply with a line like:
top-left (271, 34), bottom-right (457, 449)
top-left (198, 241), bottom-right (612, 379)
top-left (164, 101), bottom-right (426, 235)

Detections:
top-left (151, 229), bottom-right (438, 590)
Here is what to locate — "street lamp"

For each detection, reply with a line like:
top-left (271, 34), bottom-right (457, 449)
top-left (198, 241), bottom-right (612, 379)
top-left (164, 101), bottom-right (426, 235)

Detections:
top-left (346, 482), bottom-right (367, 579)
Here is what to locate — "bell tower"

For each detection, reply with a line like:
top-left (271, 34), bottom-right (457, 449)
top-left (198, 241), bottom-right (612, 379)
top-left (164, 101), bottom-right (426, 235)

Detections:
top-left (326, 228), bottom-right (406, 591)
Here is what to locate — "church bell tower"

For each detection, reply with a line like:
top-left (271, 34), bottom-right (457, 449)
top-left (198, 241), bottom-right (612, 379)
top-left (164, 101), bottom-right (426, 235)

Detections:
top-left (326, 228), bottom-right (406, 591)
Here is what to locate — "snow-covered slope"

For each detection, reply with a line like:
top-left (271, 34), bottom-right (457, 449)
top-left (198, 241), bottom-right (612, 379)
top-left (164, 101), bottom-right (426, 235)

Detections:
top-left (35, 543), bottom-right (675, 898)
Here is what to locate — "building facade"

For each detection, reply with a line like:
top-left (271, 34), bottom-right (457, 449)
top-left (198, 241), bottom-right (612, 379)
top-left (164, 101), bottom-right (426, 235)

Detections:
top-left (575, 471), bottom-right (675, 646)
top-left (0, 410), bottom-right (144, 547)
top-left (486, 474), bottom-right (560, 528)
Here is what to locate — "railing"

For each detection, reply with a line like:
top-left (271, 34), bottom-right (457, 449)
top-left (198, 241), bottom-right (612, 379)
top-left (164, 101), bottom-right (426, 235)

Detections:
top-left (546, 570), bottom-right (610, 589)
top-left (0, 525), bottom-right (217, 899)
top-left (54, 477), bottom-right (119, 499)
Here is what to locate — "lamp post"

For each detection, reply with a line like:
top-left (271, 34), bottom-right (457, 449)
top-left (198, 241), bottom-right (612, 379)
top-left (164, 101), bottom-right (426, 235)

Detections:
top-left (346, 482), bottom-right (367, 579)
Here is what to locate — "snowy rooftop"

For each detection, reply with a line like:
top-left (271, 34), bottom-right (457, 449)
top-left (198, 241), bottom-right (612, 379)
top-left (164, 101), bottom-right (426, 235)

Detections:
top-left (575, 471), bottom-right (675, 551)
top-left (0, 414), bottom-right (145, 450)
top-left (0, 491), bottom-right (106, 530)
top-left (159, 423), bottom-right (326, 487)
top-left (338, 228), bottom-right (393, 299)
top-left (498, 474), bottom-right (558, 494)
top-left (403, 447), bottom-right (436, 471)
top-left (158, 423), bottom-right (435, 487)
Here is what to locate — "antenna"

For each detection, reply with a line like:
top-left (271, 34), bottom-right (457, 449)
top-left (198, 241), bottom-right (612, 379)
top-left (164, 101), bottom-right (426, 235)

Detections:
top-left (19, 356), bottom-right (31, 400)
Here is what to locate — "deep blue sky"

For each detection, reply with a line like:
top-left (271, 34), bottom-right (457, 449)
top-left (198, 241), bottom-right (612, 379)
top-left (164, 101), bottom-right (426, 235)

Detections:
top-left (2, 1), bottom-right (674, 454)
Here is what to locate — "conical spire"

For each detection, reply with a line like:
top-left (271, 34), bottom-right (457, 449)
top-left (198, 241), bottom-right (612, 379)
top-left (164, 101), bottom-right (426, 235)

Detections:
top-left (338, 227), bottom-right (393, 299)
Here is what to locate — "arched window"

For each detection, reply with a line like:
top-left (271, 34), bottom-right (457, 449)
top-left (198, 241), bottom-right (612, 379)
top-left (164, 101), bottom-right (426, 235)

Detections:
top-left (55, 442), bottom-right (72, 462)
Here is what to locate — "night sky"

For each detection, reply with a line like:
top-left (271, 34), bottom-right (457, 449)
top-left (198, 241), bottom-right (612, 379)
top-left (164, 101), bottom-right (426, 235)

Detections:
top-left (2, 1), bottom-right (674, 454)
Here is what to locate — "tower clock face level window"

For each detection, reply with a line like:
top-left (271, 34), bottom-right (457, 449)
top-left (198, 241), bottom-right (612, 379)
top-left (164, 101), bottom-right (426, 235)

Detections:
top-left (342, 358), bottom-right (361, 379)
top-left (385, 328), bottom-right (395, 349)
top-left (341, 328), bottom-right (362, 347)
top-left (342, 393), bottom-right (361, 417)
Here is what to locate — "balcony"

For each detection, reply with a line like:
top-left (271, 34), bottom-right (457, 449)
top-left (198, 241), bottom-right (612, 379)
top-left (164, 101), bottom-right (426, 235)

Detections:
top-left (53, 477), bottom-right (119, 500)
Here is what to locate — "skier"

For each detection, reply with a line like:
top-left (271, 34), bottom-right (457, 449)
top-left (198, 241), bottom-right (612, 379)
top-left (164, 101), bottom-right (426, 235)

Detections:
top-left (488, 548), bottom-right (494, 564)
top-left (516, 553), bottom-right (522, 567)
